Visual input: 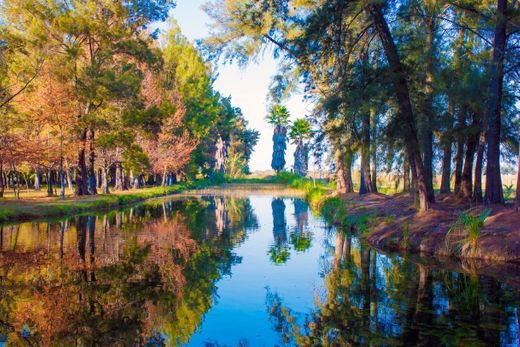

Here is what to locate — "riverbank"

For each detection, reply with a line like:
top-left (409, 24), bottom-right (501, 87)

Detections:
top-left (0, 180), bottom-right (221, 223)
top-left (0, 172), bottom-right (318, 224)
top-left (312, 191), bottom-right (520, 262)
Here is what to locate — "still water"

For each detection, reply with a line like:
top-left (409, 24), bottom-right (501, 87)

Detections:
top-left (0, 194), bottom-right (519, 346)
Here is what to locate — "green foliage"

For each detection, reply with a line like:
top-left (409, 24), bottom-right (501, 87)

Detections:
top-left (268, 244), bottom-right (291, 265)
top-left (225, 152), bottom-right (247, 178)
top-left (290, 231), bottom-right (312, 252)
top-left (266, 104), bottom-right (291, 127)
top-left (289, 118), bottom-right (312, 144)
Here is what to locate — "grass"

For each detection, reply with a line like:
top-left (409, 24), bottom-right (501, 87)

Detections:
top-left (0, 179), bottom-right (219, 223)
top-left (240, 171), bottom-right (334, 208)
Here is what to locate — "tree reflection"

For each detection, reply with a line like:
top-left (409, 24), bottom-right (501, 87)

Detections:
top-left (0, 196), bottom-right (258, 346)
top-left (290, 199), bottom-right (312, 253)
top-left (266, 230), bottom-right (520, 346)
top-left (269, 198), bottom-right (290, 265)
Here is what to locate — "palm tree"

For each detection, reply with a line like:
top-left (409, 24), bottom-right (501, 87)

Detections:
top-left (289, 118), bottom-right (311, 176)
top-left (266, 104), bottom-right (290, 173)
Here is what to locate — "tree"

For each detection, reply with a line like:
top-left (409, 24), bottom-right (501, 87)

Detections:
top-left (289, 118), bottom-right (312, 176)
top-left (485, 0), bottom-right (508, 204)
top-left (366, 3), bottom-right (431, 210)
top-left (267, 104), bottom-right (291, 174)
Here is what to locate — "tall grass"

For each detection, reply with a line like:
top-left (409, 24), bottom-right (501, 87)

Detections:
top-left (269, 172), bottom-right (332, 207)
top-left (446, 209), bottom-right (491, 257)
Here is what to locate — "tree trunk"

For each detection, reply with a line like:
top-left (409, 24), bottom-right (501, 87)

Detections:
top-left (271, 125), bottom-right (287, 173)
top-left (97, 169), bottom-right (102, 189)
top-left (335, 147), bottom-right (347, 194)
top-left (75, 128), bottom-right (89, 196)
top-left (294, 141), bottom-right (309, 176)
top-left (420, 16), bottom-right (436, 202)
top-left (0, 160), bottom-right (3, 198)
top-left (368, 4), bottom-right (429, 210)
top-left (161, 167), bottom-right (168, 187)
top-left (15, 170), bottom-right (20, 199)
top-left (7, 171), bottom-right (11, 190)
top-left (360, 114), bottom-right (372, 195)
top-left (129, 170), bottom-right (135, 189)
top-left (87, 128), bottom-right (97, 195)
top-left (454, 107), bottom-right (466, 194)
top-left (47, 169), bottom-right (54, 197)
top-left (403, 156), bottom-right (410, 193)
top-left (65, 160), bottom-right (73, 191)
top-left (370, 108), bottom-right (378, 192)
top-left (344, 149), bottom-right (354, 193)
top-left (22, 172), bottom-right (29, 193)
top-left (147, 174), bottom-right (154, 186)
top-left (440, 102), bottom-right (454, 194)
top-left (440, 143), bottom-right (452, 195)
top-left (34, 168), bottom-right (41, 191)
top-left (409, 152), bottom-right (419, 204)
top-left (102, 165), bottom-right (109, 194)
top-left (123, 169), bottom-right (129, 191)
top-left (114, 163), bottom-right (123, 191)
top-left (461, 113), bottom-right (479, 199)
top-left (473, 114), bottom-right (487, 203)
top-left (485, 0), bottom-right (507, 204)
top-left (214, 135), bottom-right (227, 174)
top-left (59, 158), bottom-right (66, 199)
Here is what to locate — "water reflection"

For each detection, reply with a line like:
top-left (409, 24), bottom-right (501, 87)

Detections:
top-left (290, 199), bottom-right (312, 253)
top-left (269, 198), bottom-right (290, 265)
top-left (266, 230), bottom-right (520, 346)
top-left (0, 196), bottom-right (518, 346)
top-left (0, 197), bottom-right (257, 346)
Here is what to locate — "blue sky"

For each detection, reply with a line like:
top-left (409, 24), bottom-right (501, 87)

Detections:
top-left (171, 1), bottom-right (313, 172)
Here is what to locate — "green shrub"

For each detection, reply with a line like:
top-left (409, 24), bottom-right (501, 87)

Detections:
top-left (503, 183), bottom-right (514, 200)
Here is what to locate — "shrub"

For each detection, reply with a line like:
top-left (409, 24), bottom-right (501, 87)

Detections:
top-left (503, 183), bottom-right (514, 200)
top-left (446, 209), bottom-right (491, 257)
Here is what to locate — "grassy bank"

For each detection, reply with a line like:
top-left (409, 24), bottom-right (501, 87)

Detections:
top-left (0, 172), bottom-right (323, 224)
top-left (267, 172), bottom-right (520, 262)
top-left (0, 179), bottom-right (219, 224)
top-left (307, 188), bottom-right (520, 262)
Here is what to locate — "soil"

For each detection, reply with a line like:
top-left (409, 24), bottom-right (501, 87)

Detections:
top-left (334, 192), bottom-right (520, 262)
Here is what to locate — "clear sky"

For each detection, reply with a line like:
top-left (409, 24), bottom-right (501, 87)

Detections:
top-left (171, 1), bottom-right (313, 172)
